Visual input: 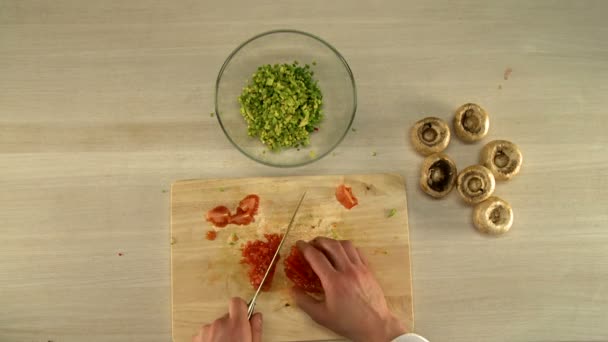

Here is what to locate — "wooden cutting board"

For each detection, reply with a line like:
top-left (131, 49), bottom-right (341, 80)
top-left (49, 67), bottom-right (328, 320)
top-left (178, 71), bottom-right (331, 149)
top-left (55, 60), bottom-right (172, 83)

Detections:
top-left (170, 174), bottom-right (413, 342)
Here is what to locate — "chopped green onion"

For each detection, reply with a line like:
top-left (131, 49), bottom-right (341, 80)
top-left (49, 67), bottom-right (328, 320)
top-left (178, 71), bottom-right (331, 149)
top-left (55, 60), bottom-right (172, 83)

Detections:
top-left (238, 62), bottom-right (323, 150)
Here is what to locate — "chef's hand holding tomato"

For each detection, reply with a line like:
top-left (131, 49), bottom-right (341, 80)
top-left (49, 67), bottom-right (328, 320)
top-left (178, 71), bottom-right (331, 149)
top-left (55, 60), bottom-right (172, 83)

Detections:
top-left (192, 297), bottom-right (262, 342)
top-left (194, 237), bottom-right (428, 342)
top-left (291, 237), bottom-right (407, 342)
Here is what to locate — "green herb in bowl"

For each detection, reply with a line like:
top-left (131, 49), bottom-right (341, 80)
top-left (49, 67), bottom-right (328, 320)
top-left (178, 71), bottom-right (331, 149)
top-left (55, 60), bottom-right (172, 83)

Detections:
top-left (215, 30), bottom-right (357, 167)
top-left (238, 62), bottom-right (323, 150)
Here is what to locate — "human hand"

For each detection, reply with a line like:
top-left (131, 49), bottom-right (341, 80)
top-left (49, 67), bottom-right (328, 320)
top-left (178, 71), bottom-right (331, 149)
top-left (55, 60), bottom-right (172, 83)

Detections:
top-left (192, 297), bottom-right (263, 342)
top-left (291, 237), bottom-right (406, 342)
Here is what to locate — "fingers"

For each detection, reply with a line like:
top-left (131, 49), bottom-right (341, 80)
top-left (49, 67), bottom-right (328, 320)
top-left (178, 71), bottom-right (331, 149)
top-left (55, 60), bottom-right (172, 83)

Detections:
top-left (311, 237), bottom-right (350, 270)
top-left (296, 240), bottom-right (335, 281)
top-left (228, 297), bottom-right (247, 320)
top-left (357, 247), bottom-right (369, 266)
top-left (250, 312), bottom-right (263, 342)
top-left (290, 286), bottom-right (327, 325)
top-left (340, 240), bottom-right (361, 264)
top-left (201, 324), bottom-right (210, 338)
top-left (192, 324), bottom-right (209, 342)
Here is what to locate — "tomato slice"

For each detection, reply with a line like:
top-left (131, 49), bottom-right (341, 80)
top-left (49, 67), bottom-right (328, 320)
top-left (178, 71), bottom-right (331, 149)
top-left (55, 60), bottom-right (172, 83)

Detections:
top-left (230, 211), bottom-right (254, 225)
top-left (335, 184), bottom-right (358, 209)
top-left (241, 234), bottom-right (283, 291)
top-left (284, 246), bottom-right (323, 293)
top-left (238, 194), bottom-right (260, 216)
top-left (206, 194), bottom-right (260, 228)
top-left (206, 206), bottom-right (231, 227)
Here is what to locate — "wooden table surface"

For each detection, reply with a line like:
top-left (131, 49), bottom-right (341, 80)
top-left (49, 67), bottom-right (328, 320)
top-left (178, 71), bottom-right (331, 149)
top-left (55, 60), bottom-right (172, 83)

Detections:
top-left (1, 1), bottom-right (607, 341)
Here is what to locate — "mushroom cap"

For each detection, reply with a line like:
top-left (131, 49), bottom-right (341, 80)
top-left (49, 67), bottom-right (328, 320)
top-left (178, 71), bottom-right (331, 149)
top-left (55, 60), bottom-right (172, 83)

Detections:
top-left (473, 196), bottom-right (514, 235)
top-left (480, 140), bottom-right (523, 181)
top-left (453, 103), bottom-right (490, 143)
top-left (410, 117), bottom-right (451, 156)
top-left (419, 153), bottom-right (458, 198)
top-left (456, 165), bottom-right (496, 204)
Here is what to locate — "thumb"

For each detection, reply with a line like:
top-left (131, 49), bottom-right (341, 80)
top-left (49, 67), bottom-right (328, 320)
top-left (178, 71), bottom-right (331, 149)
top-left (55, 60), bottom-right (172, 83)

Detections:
top-left (290, 287), bottom-right (327, 325)
top-left (250, 312), bottom-right (263, 342)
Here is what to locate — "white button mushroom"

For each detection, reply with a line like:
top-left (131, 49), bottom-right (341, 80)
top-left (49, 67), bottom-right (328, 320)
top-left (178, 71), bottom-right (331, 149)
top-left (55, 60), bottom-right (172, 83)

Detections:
top-left (473, 196), bottom-right (514, 235)
top-left (456, 165), bottom-right (496, 205)
top-left (419, 153), bottom-right (458, 198)
top-left (453, 103), bottom-right (490, 143)
top-left (480, 140), bottom-right (523, 181)
top-left (410, 117), bottom-right (451, 156)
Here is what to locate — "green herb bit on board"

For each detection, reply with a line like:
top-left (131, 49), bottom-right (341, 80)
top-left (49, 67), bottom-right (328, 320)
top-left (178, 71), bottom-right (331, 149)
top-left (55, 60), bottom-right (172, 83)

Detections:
top-left (228, 232), bottom-right (239, 245)
top-left (238, 62), bottom-right (323, 150)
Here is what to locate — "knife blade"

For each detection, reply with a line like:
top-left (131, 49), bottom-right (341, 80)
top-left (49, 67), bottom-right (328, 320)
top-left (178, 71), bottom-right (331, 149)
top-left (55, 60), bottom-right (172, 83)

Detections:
top-left (246, 191), bottom-right (306, 319)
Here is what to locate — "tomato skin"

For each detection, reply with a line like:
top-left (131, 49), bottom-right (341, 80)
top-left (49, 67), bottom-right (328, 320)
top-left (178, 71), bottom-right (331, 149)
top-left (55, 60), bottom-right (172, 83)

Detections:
top-left (206, 206), bottom-right (231, 227)
top-left (241, 234), bottom-right (283, 291)
top-left (206, 194), bottom-right (260, 228)
top-left (205, 230), bottom-right (217, 240)
top-left (335, 184), bottom-right (358, 209)
top-left (238, 195), bottom-right (260, 216)
top-left (229, 212), bottom-right (254, 225)
top-left (284, 246), bottom-right (323, 293)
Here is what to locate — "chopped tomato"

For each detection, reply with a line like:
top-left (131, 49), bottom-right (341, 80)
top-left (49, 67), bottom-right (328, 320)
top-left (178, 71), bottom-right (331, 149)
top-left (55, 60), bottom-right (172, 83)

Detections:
top-left (230, 211), bottom-right (254, 225)
top-left (206, 206), bottom-right (231, 227)
top-left (335, 184), bottom-right (358, 209)
top-left (241, 234), bottom-right (283, 291)
top-left (206, 194), bottom-right (260, 228)
top-left (238, 195), bottom-right (260, 216)
top-left (205, 230), bottom-right (217, 241)
top-left (284, 246), bottom-right (323, 293)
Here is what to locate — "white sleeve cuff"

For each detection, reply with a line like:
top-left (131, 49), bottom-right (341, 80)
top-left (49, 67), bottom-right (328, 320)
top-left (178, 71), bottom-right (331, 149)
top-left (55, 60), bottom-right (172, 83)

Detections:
top-left (391, 333), bottom-right (430, 342)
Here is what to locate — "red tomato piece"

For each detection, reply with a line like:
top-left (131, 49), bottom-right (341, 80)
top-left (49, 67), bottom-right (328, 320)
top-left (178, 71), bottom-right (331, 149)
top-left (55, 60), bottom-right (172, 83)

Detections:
top-left (238, 194), bottom-right (260, 216)
top-left (241, 234), bottom-right (283, 291)
top-left (205, 230), bottom-right (217, 241)
top-left (206, 206), bottom-right (231, 227)
top-left (284, 246), bottom-right (323, 293)
top-left (230, 211), bottom-right (254, 225)
top-left (335, 184), bottom-right (358, 209)
top-left (206, 194), bottom-right (260, 228)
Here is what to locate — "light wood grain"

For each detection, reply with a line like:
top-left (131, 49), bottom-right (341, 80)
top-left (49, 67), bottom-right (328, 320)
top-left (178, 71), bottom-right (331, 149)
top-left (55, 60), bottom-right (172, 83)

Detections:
top-left (1, 0), bottom-right (607, 341)
top-left (170, 174), bottom-right (412, 342)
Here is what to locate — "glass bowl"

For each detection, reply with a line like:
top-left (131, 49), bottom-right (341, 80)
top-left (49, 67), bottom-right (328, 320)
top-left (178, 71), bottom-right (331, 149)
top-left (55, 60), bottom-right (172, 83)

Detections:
top-left (215, 30), bottom-right (357, 167)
